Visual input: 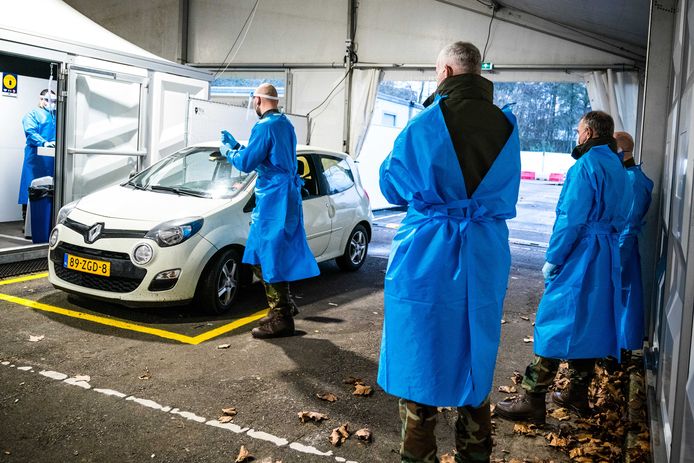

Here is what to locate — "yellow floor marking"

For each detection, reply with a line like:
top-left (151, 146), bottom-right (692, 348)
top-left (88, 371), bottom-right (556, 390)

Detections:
top-left (0, 292), bottom-right (269, 345)
top-left (0, 272), bottom-right (49, 286)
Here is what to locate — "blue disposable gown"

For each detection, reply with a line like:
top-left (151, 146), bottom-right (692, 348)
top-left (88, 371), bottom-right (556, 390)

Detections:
top-left (18, 107), bottom-right (55, 204)
top-left (618, 164), bottom-right (653, 350)
top-left (534, 145), bottom-right (629, 360)
top-left (226, 112), bottom-right (319, 283)
top-left (377, 98), bottom-right (520, 407)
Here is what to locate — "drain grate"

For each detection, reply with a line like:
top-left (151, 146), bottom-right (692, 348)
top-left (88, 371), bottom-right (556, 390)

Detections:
top-left (0, 258), bottom-right (48, 279)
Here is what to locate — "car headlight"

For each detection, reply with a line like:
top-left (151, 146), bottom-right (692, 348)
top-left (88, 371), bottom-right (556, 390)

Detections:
top-left (49, 228), bottom-right (59, 248)
top-left (56, 201), bottom-right (78, 224)
top-left (145, 217), bottom-right (204, 247)
top-left (132, 242), bottom-right (154, 265)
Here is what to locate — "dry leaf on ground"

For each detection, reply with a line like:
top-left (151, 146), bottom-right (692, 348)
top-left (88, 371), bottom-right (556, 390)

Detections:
top-left (316, 392), bottom-right (338, 402)
top-left (138, 370), bottom-right (151, 380)
top-left (218, 415), bottom-right (234, 423)
top-left (513, 423), bottom-right (537, 435)
top-left (511, 370), bottom-right (523, 384)
top-left (440, 454), bottom-right (456, 463)
top-left (329, 424), bottom-right (350, 446)
top-left (353, 384), bottom-right (373, 396)
top-left (498, 385), bottom-right (517, 394)
top-left (545, 432), bottom-right (569, 447)
top-left (355, 428), bottom-right (372, 442)
top-left (222, 407), bottom-right (237, 417)
top-left (298, 411), bottom-right (328, 423)
top-left (549, 407), bottom-right (571, 421)
top-left (235, 445), bottom-right (252, 462)
top-left (28, 335), bottom-right (44, 342)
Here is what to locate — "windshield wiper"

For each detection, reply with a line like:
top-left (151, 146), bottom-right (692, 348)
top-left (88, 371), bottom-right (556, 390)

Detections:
top-left (149, 185), bottom-right (211, 198)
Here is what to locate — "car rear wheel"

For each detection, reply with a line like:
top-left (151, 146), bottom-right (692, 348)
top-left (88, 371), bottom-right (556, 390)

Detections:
top-left (195, 248), bottom-right (240, 314)
top-left (336, 224), bottom-right (368, 271)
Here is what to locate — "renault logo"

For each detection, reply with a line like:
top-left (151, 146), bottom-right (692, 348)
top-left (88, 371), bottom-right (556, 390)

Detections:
top-left (85, 223), bottom-right (104, 244)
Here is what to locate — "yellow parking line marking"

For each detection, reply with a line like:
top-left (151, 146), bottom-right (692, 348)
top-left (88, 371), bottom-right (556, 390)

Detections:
top-left (190, 309), bottom-right (269, 344)
top-left (0, 272), bottom-right (49, 286)
top-left (0, 292), bottom-right (268, 345)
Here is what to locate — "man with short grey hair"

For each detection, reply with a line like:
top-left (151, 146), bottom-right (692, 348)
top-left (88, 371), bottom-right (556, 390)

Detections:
top-left (378, 41), bottom-right (519, 462)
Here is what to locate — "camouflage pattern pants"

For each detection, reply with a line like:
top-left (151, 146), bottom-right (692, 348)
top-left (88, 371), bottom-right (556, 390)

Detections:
top-left (399, 397), bottom-right (492, 463)
top-left (252, 265), bottom-right (292, 313)
top-left (520, 355), bottom-right (595, 393)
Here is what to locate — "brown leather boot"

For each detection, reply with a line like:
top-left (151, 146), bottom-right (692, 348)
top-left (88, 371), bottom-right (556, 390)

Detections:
top-left (495, 392), bottom-right (546, 423)
top-left (551, 384), bottom-right (591, 416)
top-left (258, 301), bottom-right (299, 325)
top-left (251, 309), bottom-right (295, 339)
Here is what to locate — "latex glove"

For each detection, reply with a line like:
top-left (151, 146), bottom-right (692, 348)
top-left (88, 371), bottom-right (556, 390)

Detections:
top-left (221, 130), bottom-right (240, 150)
top-left (542, 262), bottom-right (559, 281)
top-left (43, 141), bottom-right (56, 148)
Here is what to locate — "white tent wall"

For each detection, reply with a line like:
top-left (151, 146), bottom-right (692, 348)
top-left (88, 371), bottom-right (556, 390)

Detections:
top-left (188, 0), bottom-right (347, 65)
top-left (349, 69), bottom-right (383, 157)
top-left (585, 70), bottom-right (641, 135)
top-left (290, 69), bottom-right (346, 152)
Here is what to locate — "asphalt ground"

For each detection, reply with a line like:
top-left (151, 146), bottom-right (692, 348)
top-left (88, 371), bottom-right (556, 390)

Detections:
top-left (0, 182), bottom-right (570, 463)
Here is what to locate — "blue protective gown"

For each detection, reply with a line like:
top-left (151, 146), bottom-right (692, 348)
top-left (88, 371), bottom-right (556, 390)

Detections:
top-left (377, 98), bottom-right (520, 407)
top-left (618, 164), bottom-right (653, 350)
top-left (18, 107), bottom-right (55, 204)
top-left (226, 112), bottom-right (319, 284)
top-left (534, 144), bottom-right (629, 360)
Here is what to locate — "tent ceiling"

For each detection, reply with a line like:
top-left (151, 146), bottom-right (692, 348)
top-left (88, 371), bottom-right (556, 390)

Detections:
top-left (497, 0), bottom-right (649, 49)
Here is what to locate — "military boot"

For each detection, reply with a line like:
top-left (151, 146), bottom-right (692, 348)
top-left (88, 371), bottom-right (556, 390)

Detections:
top-left (258, 301), bottom-right (299, 325)
top-left (551, 383), bottom-right (591, 416)
top-left (251, 307), bottom-right (295, 339)
top-left (494, 392), bottom-right (546, 424)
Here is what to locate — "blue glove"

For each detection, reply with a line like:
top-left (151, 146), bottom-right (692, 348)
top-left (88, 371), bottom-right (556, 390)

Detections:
top-left (542, 261), bottom-right (559, 281)
top-left (221, 130), bottom-right (240, 150)
top-left (219, 143), bottom-right (232, 158)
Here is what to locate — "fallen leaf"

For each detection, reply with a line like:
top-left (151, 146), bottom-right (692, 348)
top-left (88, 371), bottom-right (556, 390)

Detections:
top-left (513, 423), bottom-right (537, 435)
top-left (355, 428), bottom-right (372, 442)
top-left (235, 445), bottom-right (252, 462)
top-left (316, 392), bottom-right (338, 402)
top-left (545, 432), bottom-right (569, 447)
top-left (218, 416), bottom-right (234, 423)
top-left (222, 407), bottom-right (237, 417)
top-left (511, 371), bottom-right (523, 384)
top-left (297, 411), bottom-right (328, 423)
top-left (498, 385), bottom-right (517, 394)
top-left (523, 336), bottom-right (534, 343)
top-left (440, 454), bottom-right (456, 463)
top-left (353, 384), bottom-right (373, 396)
top-left (549, 407), bottom-right (571, 421)
top-left (329, 424), bottom-right (350, 446)
top-left (28, 335), bottom-right (44, 342)
top-left (217, 344), bottom-right (231, 349)
top-left (139, 372), bottom-right (151, 380)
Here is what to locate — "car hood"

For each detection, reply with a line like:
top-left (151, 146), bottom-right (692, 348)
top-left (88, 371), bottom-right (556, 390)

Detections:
top-left (75, 185), bottom-right (231, 221)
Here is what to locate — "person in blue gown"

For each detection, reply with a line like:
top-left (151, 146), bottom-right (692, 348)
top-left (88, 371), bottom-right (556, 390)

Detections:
top-left (615, 131), bottom-right (653, 352)
top-left (496, 111), bottom-right (629, 422)
top-left (18, 89), bottom-right (56, 221)
top-left (221, 83), bottom-right (319, 339)
top-left (377, 42), bottom-right (519, 462)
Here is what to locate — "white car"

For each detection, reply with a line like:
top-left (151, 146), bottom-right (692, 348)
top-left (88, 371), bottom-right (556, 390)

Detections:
top-left (48, 143), bottom-right (373, 313)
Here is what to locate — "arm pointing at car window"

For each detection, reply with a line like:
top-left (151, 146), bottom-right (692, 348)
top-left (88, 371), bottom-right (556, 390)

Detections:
top-left (220, 83), bottom-right (319, 339)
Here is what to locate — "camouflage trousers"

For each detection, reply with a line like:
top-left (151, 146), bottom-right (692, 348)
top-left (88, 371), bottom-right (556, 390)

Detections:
top-left (252, 266), bottom-right (292, 314)
top-left (520, 355), bottom-right (595, 394)
top-left (399, 397), bottom-right (492, 463)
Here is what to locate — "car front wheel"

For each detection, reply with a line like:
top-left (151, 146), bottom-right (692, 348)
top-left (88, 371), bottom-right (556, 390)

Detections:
top-left (336, 224), bottom-right (368, 271)
top-left (195, 248), bottom-right (240, 314)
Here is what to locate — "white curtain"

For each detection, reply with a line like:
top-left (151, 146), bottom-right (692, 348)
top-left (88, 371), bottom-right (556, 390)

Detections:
top-left (585, 70), bottom-right (640, 135)
top-left (349, 69), bottom-right (384, 158)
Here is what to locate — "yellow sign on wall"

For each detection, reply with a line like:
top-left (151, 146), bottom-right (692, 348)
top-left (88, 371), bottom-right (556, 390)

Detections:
top-left (2, 73), bottom-right (18, 96)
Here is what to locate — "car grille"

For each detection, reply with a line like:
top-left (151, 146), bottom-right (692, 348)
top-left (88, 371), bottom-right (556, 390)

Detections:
top-left (50, 242), bottom-right (146, 293)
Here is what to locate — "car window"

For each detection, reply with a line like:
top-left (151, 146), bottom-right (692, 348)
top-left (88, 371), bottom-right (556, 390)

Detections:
top-left (129, 147), bottom-right (252, 199)
top-left (320, 156), bottom-right (354, 195)
top-left (298, 154), bottom-right (321, 198)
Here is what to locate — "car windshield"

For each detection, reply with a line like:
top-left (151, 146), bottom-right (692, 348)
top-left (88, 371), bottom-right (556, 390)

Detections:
top-left (123, 147), bottom-right (253, 199)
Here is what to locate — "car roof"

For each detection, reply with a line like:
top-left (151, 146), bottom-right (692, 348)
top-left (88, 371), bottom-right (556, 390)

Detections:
top-left (190, 141), bottom-right (349, 159)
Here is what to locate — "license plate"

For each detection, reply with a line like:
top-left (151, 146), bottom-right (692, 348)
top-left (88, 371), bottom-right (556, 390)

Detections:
top-left (63, 253), bottom-right (111, 277)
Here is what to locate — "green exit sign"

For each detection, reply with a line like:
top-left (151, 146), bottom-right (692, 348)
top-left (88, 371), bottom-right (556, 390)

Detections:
top-left (481, 62), bottom-right (494, 71)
